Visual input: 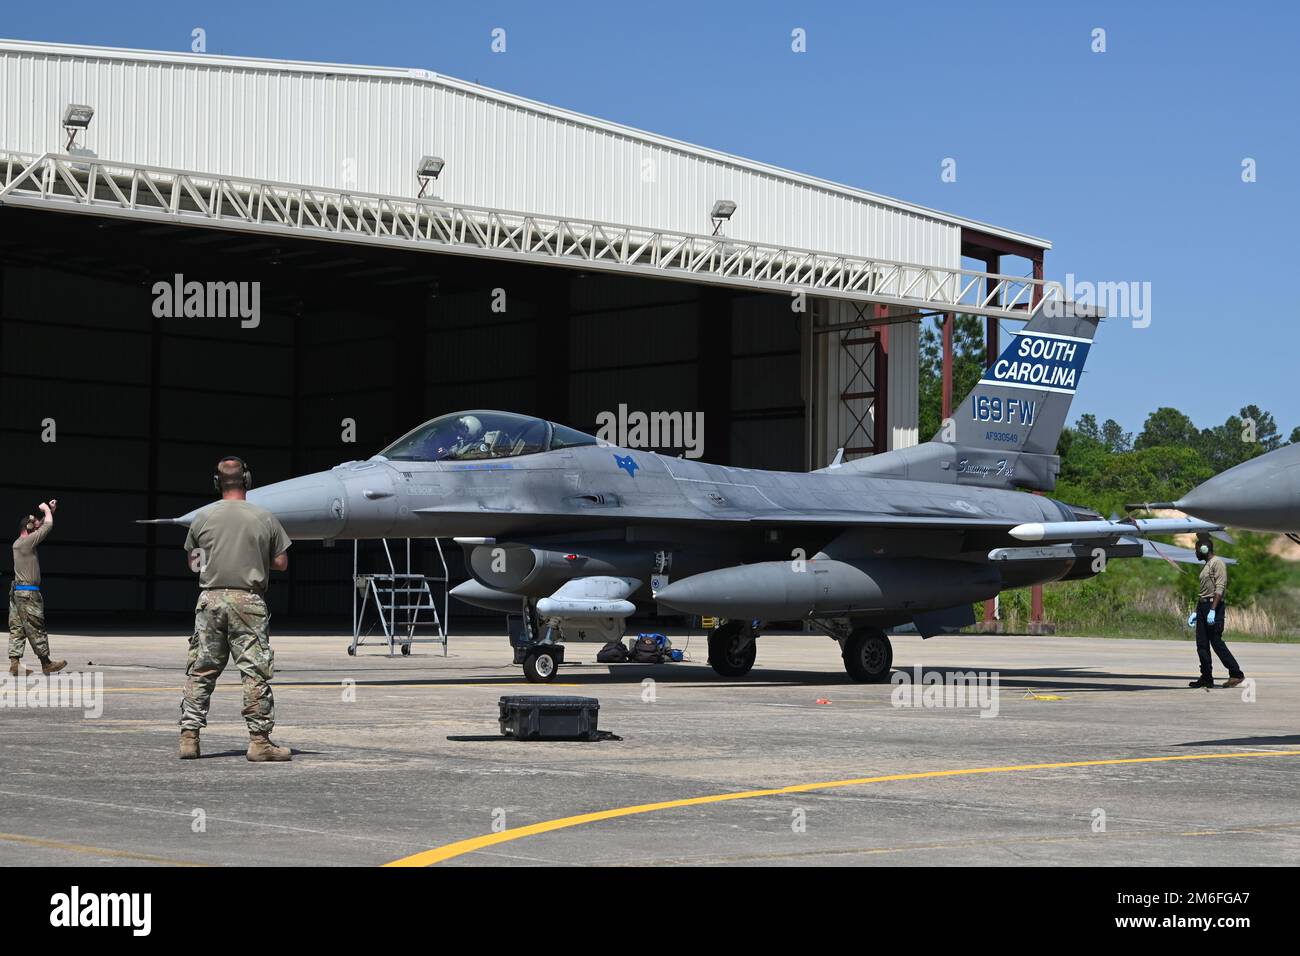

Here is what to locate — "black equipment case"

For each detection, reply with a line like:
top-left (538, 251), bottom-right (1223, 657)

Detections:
top-left (498, 695), bottom-right (601, 741)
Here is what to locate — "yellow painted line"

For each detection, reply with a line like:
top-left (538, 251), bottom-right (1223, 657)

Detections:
top-left (0, 831), bottom-right (207, 866)
top-left (384, 749), bottom-right (1300, 867)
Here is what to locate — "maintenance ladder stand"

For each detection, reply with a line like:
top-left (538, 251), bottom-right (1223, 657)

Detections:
top-left (349, 538), bottom-right (450, 657)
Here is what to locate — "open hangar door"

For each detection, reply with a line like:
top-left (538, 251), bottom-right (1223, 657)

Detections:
top-left (0, 205), bottom-right (804, 626)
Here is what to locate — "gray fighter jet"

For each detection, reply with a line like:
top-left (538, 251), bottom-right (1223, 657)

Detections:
top-left (152, 302), bottom-right (1218, 682)
top-left (1129, 442), bottom-right (1300, 539)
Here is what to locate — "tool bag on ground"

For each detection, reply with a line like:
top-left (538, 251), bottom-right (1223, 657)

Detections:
top-left (596, 640), bottom-right (628, 663)
top-left (630, 634), bottom-right (664, 663)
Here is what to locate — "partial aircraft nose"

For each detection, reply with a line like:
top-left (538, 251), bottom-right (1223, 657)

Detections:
top-left (247, 469), bottom-right (349, 539)
top-left (1176, 443), bottom-right (1300, 533)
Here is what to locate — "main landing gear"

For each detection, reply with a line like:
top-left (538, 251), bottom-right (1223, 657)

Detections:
top-left (707, 620), bottom-right (758, 677)
top-left (842, 627), bottom-right (893, 682)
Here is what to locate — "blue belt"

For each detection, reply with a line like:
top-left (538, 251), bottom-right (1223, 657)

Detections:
top-left (13, 584), bottom-right (40, 592)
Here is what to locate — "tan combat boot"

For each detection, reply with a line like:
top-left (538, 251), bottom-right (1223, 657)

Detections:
top-left (40, 657), bottom-right (67, 674)
top-left (9, 658), bottom-right (31, 676)
top-left (247, 733), bottom-right (291, 762)
top-left (179, 729), bottom-right (201, 760)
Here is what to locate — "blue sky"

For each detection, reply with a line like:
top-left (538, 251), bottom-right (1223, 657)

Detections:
top-left (5, 1), bottom-right (1297, 437)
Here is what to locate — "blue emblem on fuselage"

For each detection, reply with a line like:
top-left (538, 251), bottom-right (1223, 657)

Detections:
top-left (613, 454), bottom-right (639, 477)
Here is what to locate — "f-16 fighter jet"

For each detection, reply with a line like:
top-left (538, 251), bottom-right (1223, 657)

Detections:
top-left (1127, 441), bottom-right (1300, 539)
top-left (151, 302), bottom-right (1218, 682)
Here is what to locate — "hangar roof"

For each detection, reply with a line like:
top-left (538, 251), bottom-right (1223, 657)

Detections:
top-left (0, 38), bottom-right (1050, 253)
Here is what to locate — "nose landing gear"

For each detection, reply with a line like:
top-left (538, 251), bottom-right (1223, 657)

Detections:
top-left (512, 607), bottom-right (568, 683)
top-left (522, 646), bottom-right (561, 683)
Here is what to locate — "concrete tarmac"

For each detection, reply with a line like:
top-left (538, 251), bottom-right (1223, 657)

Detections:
top-left (1, 630), bottom-right (1297, 866)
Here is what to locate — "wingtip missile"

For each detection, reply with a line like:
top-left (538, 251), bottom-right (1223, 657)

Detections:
top-left (1010, 516), bottom-right (1222, 543)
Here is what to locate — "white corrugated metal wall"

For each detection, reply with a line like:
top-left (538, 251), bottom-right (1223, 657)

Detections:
top-left (0, 41), bottom-right (969, 264)
top-left (812, 299), bottom-right (924, 466)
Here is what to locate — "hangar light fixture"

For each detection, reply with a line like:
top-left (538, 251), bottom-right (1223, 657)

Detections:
top-left (61, 103), bottom-right (94, 150)
top-left (416, 155), bottom-right (445, 198)
top-left (710, 199), bottom-right (737, 236)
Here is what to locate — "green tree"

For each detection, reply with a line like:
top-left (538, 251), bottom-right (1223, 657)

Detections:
top-left (1075, 413), bottom-right (1101, 443)
top-left (1100, 419), bottom-right (1133, 454)
top-left (917, 314), bottom-right (986, 440)
top-left (1237, 404), bottom-right (1282, 452)
top-left (1197, 405), bottom-right (1282, 472)
top-left (1135, 407), bottom-right (1199, 450)
top-left (1058, 444), bottom-right (1213, 515)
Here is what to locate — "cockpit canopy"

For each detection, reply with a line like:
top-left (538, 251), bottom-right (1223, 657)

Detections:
top-left (377, 411), bottom-right (598, 462)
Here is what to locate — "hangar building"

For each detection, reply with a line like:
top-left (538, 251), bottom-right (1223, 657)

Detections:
top-left (0, 39), bottom-right (1055, 624)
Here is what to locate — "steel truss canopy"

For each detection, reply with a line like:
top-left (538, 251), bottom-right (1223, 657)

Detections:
top-left (0, 151), bottom-right (1062, 319)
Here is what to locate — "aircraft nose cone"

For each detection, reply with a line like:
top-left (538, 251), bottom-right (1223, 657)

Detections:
top-left (247, 471), bottom-right (348, 539)
top-left (1178, 445), bottom-right (1300, 532)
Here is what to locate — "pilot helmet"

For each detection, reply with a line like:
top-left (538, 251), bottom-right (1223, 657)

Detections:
top-left (457, 415), bottom-right (483, 440)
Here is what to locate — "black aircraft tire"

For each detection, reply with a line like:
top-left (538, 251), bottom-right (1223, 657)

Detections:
top-left (708, 622), bottom-right (757, 677)
top-left (843, 628), bottom-right (893, 683)
top-left (523, 648), bottom-right (560, 683)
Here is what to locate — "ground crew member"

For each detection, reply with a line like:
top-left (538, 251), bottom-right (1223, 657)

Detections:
top-left (1188, 535), bottom-right (1245, 689)
top-left (179, 457), bottom-right (292, 762)
top-left (10, 499), bottom-right (68, 677)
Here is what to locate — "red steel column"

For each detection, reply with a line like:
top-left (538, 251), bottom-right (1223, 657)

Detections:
top-left (874, 304), bottom-right (890, 452)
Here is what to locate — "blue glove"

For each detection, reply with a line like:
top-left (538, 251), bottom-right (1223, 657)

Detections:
top-left (1207, 609), bottom-right (1216, 626)
top-left (1187, 612), bottom-right (1197, 628)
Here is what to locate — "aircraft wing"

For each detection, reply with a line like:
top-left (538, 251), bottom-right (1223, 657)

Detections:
top-left (412, 504), bottom-right (1021, 533)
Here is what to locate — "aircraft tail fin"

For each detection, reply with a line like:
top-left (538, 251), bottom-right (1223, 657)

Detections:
top-left (941, 301), bottom-right (1101, 462)
top-left (832, 301), bottom-right (1100, 491)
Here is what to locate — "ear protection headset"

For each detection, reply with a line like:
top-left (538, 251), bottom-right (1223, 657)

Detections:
top-left (213, 456), bottom-right (253, 492)
top-left (1196, 536), bottom-right (1212, 560)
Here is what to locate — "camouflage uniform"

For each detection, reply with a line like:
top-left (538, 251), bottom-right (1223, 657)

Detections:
top-left (8, 585), bottom-right (49, 660)
top-left (180, 588), bottom-right (276, 734)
